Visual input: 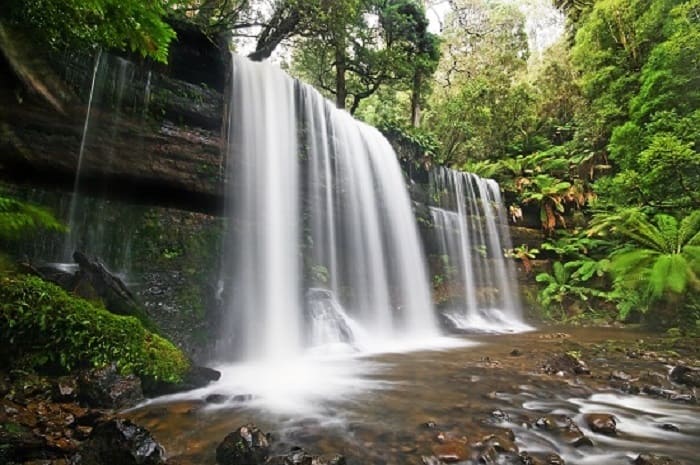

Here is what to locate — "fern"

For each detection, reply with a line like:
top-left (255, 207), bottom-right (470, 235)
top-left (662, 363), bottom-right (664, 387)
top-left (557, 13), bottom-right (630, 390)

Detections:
top-left (601, 209), bottom-right (700, 320)
top-left (0, 194), bottom-right (65, 241)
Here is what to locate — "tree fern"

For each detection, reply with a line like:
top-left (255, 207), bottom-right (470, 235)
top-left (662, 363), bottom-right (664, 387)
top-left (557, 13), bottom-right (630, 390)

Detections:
top-left (600, 208), bottom-right (700, 320)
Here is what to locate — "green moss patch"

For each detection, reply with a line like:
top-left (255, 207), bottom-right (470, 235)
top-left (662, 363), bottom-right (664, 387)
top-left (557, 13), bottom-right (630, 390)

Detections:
top-left (0, 275), bottom-right (190, 383)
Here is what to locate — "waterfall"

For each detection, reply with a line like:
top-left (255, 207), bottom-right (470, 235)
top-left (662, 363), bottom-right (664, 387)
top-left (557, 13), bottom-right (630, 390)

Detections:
top-left (429, 166), bottom-right (529, 332)
top-left (59, 53), bottom-right (149, 274)
top-left (219, 55), bottom-right (439, 362)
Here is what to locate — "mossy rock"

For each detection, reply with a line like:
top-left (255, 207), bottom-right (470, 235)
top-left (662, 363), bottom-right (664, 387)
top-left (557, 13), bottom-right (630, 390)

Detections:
top-left (0, 275), bottom-right (190, 384)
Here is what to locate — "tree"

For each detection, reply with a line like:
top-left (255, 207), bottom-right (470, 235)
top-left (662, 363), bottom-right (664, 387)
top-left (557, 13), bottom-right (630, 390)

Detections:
top-left (580, 0), bottom-right (700, 210)
top-left (423, 0), bottom-right (533, 164)
top-left (291, 0), bottom-right (440, 113)
top-left (2, 0), bottom-right (178, 62)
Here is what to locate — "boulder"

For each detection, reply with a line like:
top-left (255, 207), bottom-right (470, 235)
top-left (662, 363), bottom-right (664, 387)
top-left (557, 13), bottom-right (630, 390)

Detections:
top-left (583, 413), bottom-right (617, 435)
top-left (143, 365), bottom-right (221, 396)
top-left (534, 415), bottom-right (593, 448)
top-left (669, 365), bottom-right (700, 388)
top-left (216, 424), bottom-right (270, 465)
top-left (71, 419), bottom-right (166, 465)
top-left (78, 365), bottom-right (143, 409)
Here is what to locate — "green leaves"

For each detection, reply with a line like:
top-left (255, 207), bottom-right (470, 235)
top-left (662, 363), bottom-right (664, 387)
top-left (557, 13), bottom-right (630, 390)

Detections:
top-left (3, 0), bottom-right (176, 62)
top-left (0, 194), bottom-right (65, 241)
top-left (0, 275), bottom-right (190, 383)
top-left (593, 208), bottom-right (700, 321)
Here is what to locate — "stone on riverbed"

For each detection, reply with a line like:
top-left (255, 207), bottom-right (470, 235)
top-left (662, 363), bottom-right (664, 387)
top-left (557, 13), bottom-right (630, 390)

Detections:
top-left (669, 365), bottom-right (700, 388)
top-left (633, 453), bottom-right (682, 465)
top-left (71, 419), bottom-right (166, 465)
top-left (583, 413), bottom-right (617, 435)
top-left (216, 424), bottom-right (270, 465)
top-left (78, 365), bottom-right (144, 409)
top-left (541, 353), bottom-right (590, 376)
top-left (266, 446), bottom-right (346, 465)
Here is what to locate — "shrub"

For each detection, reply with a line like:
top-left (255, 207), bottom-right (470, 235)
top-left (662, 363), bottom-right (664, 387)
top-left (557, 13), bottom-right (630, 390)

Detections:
top-left (0, 275), bottom-right (189, 383)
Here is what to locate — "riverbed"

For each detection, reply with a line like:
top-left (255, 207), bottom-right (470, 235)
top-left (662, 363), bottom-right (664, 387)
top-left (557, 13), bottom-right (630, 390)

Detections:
top-left (127, 327), bottom-right (700, 464)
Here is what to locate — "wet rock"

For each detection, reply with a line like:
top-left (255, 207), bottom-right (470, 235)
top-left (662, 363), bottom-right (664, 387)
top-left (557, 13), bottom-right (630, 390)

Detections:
top-left (71, 419), bottom-right (166, 465)
top-left (633, 453), bottom-right (682, 465)
top-left (143, 365), bottom-right (221, 396)
top-left (642, 385), bottom-right (697, 404)
top-left (423, 420), bottom-right (438, 429)
top-left (78, 365), bottom-right (143, 409)
top-left (510, 349), bottom-right (522, 356)
top-left (609, 370), bottom-right (632, 382)
top-left (583, 413), bottom-right (617, 435)
top-left (490, 409), bottom-right (510, 423)
top-left (658, 423), bottom-right (680, 432)
top-left (205, 394), bottom-right (228, 404)
top-left (266, 447), bottom-right (346, 465)
top-left (422, 456), bottom-right (442, 465)
top-left (544, 454), bottom-right (565, 465)
top-left (431, 441), bottom-right (469, 463)
top-left (71, 252), bottom-right (150, 324)
top-left (11, 373), bottom-right (54, 403)
top-left (518, 452), bottom-right (565, 465)
top-left (541, 353), bottom-right (590, 376)
top-left (478, 445), bottom-right (498, 464)
top-left (669, 365), bottom-right (700, 387)
top-left (216, 424), bottom-right (270, 465)
top-left (232, 394), bottom-right (253, 402)
top-left (483, 431), bottom-right (518, 454)
top-left (0, 421), bottom-right (54, 463)
top-left (535, 415), bottom-right (592, 447)
top-left (55, 377), bottom-right (78, 401)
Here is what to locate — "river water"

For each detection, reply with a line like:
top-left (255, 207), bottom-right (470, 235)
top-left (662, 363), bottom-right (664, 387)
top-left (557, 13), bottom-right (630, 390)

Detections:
top-left (127, 328), bottom-right (700, 465)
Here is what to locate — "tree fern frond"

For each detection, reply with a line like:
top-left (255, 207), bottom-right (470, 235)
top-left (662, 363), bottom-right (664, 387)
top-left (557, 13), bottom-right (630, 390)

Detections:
top-left (648, 254), bottom-right (687, 298)
top-left (654, 214), bottom-right (679, 253)
top-left (679, 210), bottom-right (700, 246)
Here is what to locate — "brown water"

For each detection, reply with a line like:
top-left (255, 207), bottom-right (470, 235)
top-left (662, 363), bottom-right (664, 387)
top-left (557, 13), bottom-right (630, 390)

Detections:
top-left (127, 328), bottom-right (700, 464)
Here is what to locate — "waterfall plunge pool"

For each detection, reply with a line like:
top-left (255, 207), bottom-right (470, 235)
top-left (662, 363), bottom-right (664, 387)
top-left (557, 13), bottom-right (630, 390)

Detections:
top-left (125, 328), bottom-right (700, 465)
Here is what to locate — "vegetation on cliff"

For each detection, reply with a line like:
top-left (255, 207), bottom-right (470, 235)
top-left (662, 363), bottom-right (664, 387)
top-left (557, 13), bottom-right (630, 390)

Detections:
top-left (0, 274), bottom-right (190, 383)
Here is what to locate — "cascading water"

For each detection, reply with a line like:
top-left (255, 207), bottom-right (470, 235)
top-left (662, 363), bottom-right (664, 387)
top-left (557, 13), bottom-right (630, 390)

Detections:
top-left (58, 53), bottom-right (151, 274)
top-left (429, 166), bottom-right (530, 332)
top-left (218, 55), bottom-right (439, 363)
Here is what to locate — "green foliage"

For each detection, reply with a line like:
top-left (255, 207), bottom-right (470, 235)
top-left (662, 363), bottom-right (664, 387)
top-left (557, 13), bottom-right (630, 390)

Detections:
top-left (590, 209), bottom-right (700, 323)
top-left (0, 195), bottom-right (65, 241)
top-left (535, 261), bottom-right (607, 318)
top-left (2, 0), bottom-right (177, 62)
top-left (0, 275), bottom-right (190, 382)
top-left (291, 0), bottom-right (439, 113)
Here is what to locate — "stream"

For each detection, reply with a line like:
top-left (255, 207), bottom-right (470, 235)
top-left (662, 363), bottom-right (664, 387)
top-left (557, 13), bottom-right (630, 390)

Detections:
top-left (126, 328), bottom-right (700, 465)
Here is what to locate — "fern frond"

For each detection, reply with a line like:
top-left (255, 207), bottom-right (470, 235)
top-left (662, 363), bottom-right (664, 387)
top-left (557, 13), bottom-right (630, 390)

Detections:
top-left (679, 210), bottom-right (700, 246)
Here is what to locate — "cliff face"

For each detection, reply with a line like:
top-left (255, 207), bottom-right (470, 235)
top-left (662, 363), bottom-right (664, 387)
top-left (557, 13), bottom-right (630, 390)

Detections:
top-left (0, 23), bottom-right (226, 213)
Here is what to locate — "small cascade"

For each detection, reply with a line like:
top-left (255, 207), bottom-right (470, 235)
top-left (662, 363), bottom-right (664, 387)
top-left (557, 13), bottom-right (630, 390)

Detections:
top-left (218, 55), bottom-right (439, 362)
top-left (306, 288), bottom-right (366, 351)
top-left (429, 166), bottom-right (529, 332)
top-left (59, 53), bottom-right (151, 274)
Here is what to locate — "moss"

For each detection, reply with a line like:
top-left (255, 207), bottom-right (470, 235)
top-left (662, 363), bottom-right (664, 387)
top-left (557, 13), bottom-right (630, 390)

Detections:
top-left (0, 275), bottom-right (190, 383)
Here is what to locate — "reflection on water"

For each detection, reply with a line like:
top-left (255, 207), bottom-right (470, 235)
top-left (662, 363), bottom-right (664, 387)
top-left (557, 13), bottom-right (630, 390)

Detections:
top-left (127, 329), bottom-right (700, 465)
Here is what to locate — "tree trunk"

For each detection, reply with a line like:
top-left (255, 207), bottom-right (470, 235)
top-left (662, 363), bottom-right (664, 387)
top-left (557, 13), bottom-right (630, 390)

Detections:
top-left (410, 69), bottom-right (422, 127)
top-left (335, 45), bottom-right (346, 110)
